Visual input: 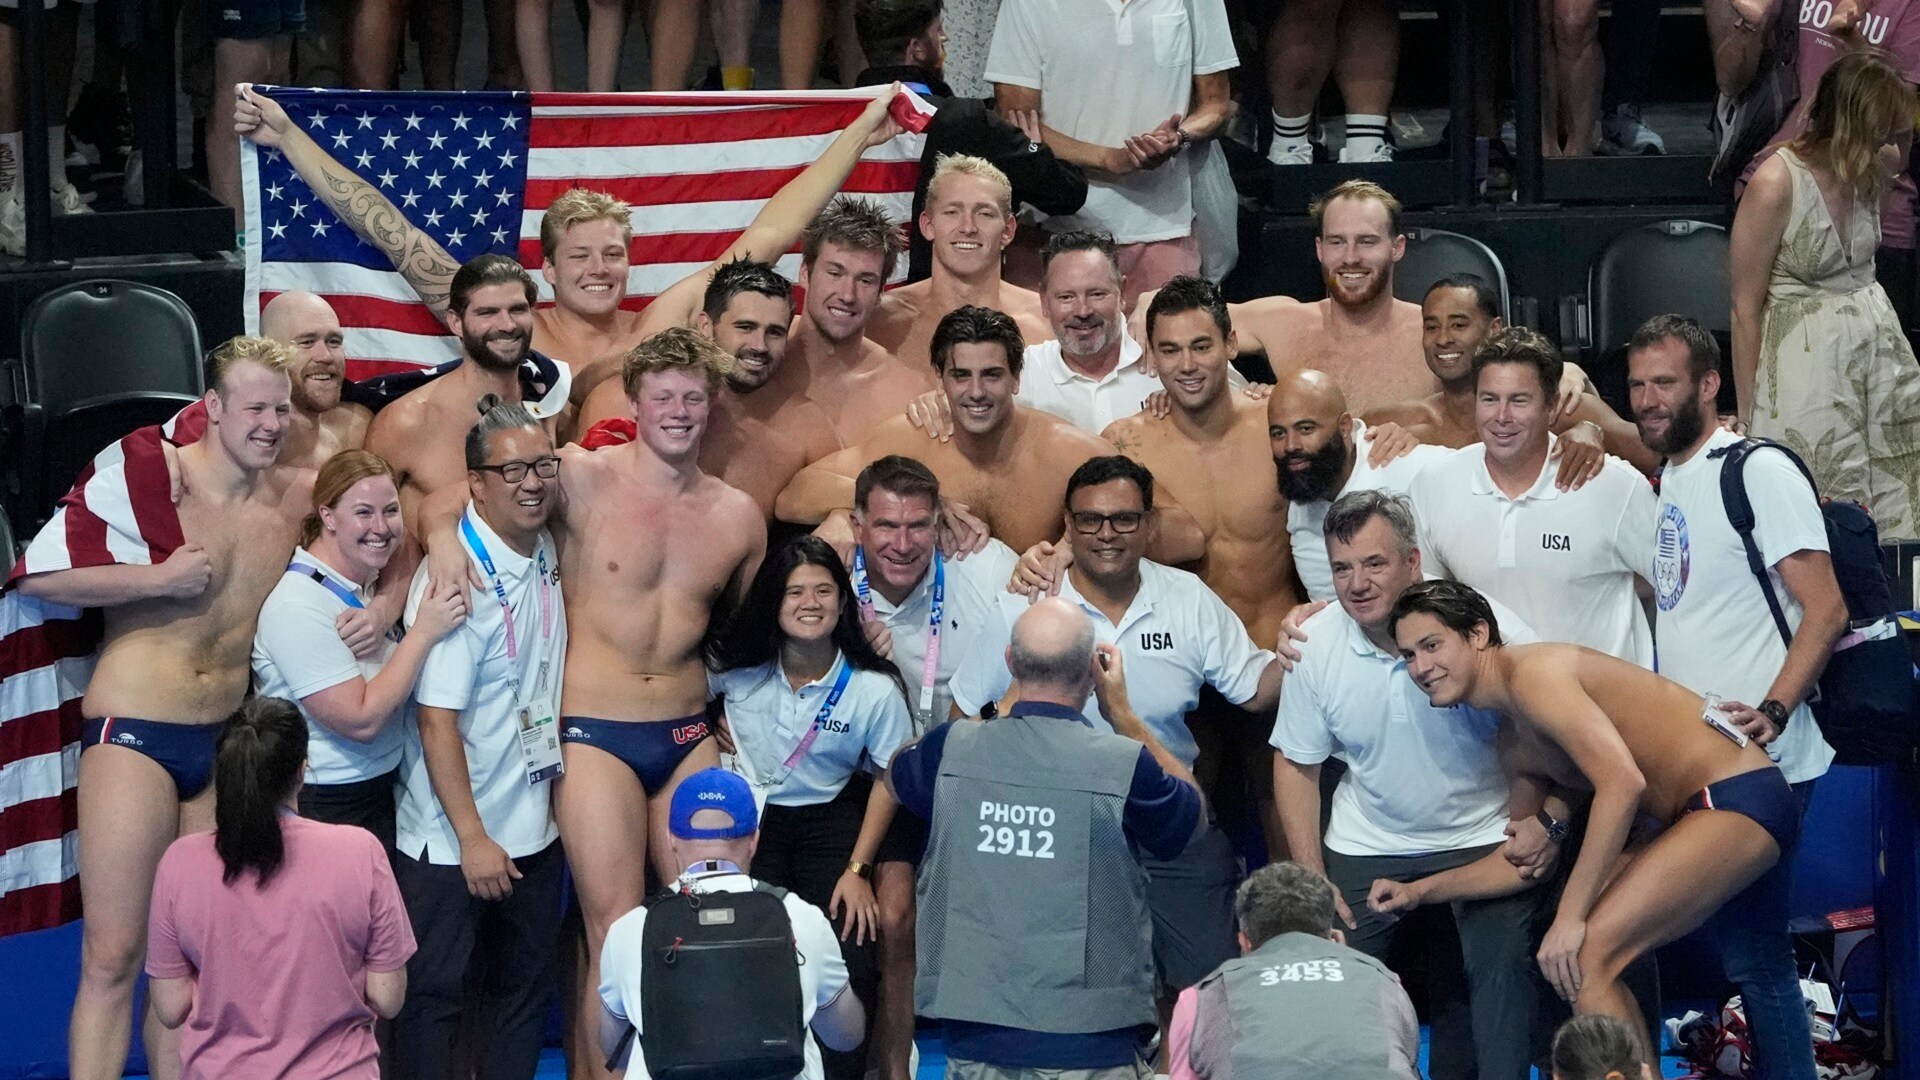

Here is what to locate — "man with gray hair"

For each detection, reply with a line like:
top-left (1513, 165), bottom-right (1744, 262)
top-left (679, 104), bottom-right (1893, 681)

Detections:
top-left (1165, 862), bottom-right (1420, 1080)
top-left (887, 598), bottom-right (1202, 1079)
top-left (1269, 489), bottom-right (1552, 1080)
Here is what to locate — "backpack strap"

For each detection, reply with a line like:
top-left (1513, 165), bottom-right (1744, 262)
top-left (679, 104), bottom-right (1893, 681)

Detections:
top-left (1713, 437), bottom-right (1817, 651)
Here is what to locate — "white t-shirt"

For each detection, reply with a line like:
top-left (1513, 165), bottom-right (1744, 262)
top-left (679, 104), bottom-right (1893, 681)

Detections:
top-left (599, 867), bottom-right (849, 1080)
top-left (1270, 598), bottom-right (1538, 857)
top-left (984, 0), bottom-right (1238, 244)
top-left (856, 539), bottom-right (1018, 733)
top-left (1016, 333), bottom-right (1246, 436)
top-left (1410, 438), bottom-right (1657, 667)
top-left (1653, 429), bottom-right (1837, 784)
top-left (252, 547), bottom-right (407, 787)
top-left (711, 654), bottom-right (912, 808)
top-left (949, 559), bottom-right (1275, 766)
top-left (1287, 419), bottom-right (1451, 603)
top-left (397, 507), bottom-right (566, 864)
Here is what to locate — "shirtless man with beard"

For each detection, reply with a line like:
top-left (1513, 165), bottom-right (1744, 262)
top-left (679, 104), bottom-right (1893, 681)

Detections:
top-left (777, 305), bottom-right (1205, 561)
top-left (257, 291), bottom-right (372, 469)
top-left (17, 340), bottom-right (312, 1080)
top-left (864, 155), bottom-right (1052, 371)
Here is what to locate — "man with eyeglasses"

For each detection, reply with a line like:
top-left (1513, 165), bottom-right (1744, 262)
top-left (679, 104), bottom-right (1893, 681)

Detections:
top-left (948, 454), bottom-right (1281, 1063)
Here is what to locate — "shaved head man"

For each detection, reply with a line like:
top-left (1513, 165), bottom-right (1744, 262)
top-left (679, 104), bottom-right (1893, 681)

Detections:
top-left (257, 291), bottom-right (372, 471)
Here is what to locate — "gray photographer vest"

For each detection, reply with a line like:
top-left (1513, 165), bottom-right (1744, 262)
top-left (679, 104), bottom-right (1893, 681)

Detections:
top-left (915, 713), bottom-right (1155, 1033)
top-left (1194, 932), bottom-right (1406, 1080)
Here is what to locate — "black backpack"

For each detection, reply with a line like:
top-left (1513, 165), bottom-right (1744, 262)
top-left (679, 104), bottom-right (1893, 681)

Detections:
top-left (1717, 438), bottom-right (1917, 765)
top-left (611, 879), bottom-right (809, 1080)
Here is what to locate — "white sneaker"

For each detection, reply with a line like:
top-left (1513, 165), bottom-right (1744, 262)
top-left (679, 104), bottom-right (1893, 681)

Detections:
top-left (1267, 140), bottom-right (1313, 166)
top-left (1338, 142), bottom-right (1395, 163)
top-left (0, 188), bottom-right (22, 256)
top-left (52, 181), bottom-right (93, 214)
top-left (1602, 104), bottom-right (1666, 155)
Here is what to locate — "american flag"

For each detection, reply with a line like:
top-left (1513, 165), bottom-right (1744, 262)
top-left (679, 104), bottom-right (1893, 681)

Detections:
top-left (243, 88), bottom-right (930, 381)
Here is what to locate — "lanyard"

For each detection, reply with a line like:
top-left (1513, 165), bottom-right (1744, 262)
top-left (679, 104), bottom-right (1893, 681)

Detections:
top-left (286, 561), bottom-right (365, 609)
top-left (853, 546), bottom-right (944, 725)
top-left (780, 658), bottom-right (855, 770)
top-left (460, 512), bottom-right (553, 691)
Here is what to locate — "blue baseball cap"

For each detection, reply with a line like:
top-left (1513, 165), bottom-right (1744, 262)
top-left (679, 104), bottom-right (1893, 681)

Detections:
top-left (668, 768), bottom-right (760, 840)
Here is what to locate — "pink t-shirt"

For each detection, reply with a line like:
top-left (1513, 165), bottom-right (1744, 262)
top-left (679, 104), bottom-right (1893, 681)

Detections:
top-left (146, 815), bottom-right (416, 1080)
top-left (1740, 0), bottom-right (1920, 247)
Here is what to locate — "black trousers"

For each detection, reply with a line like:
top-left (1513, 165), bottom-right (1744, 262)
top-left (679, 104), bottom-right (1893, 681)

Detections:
top-left (756, 778), bottom-right (878, 1080)
top-left (392, 840), bottom-right (564, 1080)
top-left (298, 769), bottom-right (399, 851)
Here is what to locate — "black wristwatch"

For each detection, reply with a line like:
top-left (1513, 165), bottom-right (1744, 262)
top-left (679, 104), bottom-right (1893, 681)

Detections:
top-left (1535, 809), bottom-right (1569, 844)
top-left (1759, 699), bottom-right (1790, 730)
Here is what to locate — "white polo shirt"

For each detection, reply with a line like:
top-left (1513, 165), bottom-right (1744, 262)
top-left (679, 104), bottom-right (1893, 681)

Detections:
top-left (985, 0), bottom-right (1238, 244)
top-left (1016, 333), bottom-right (1246, 436)
top-left (948, 559), bottom-right (1275, 766)
top-left (711, 654), bottom-right (912, 808)
top-left (1652, 428), bottom-right (1836, 785)
top-left (1270, 598), bottom-right (1539, 857)
top-left (397, 507), bottom-right (566, 864)
top-left (599, 866), bottom-right (849, 1080)
top-left (856, 539), bottom-right (1018, 733)
top-left (252, 547), bottom-right (407, 787)
top-left (1409, 438), bottom-right (1656, 667)
top-left (1287, 419), bottom-right (1451, 603)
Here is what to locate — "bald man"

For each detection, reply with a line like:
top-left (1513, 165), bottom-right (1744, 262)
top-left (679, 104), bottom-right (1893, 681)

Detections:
top-left (258, 291), bottom-right (373, 471)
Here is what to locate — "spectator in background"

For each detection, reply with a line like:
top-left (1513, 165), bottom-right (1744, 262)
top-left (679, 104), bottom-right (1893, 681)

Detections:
top-left (1167, 862), bottom-right (1420, 1080)
top-left (0, 0), bottom-right (90, 256)
top-left (347, 0), bottom-right (459, 88)
top-left (1263, 0), bottom-right (1399, 164)
top-left (1600, 0), bottom-right (1668, 155)
top-left (1552, 1015), bottom-right (1656, 1080)
top-left (647, 0), bottom-right (756, 89)
top-left (519, 0), bottom-right (628, 90)
top-left (783, 0), bottom-right (868, 87)
top-left (985, 0), bottom-right (1238, 308)
top-left (1732, 50), bottom-right (1920, 540)
top-left (145, 697), bottom-right (416, 1080)
top-left (1541, 0), bottom-right (1605, 155)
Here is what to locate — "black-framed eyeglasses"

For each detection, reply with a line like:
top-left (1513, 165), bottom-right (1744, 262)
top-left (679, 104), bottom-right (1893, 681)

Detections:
top-left (1069, 511), bottom-right (1145, 535)
top-left (476, 456), bottom-right (561, 483)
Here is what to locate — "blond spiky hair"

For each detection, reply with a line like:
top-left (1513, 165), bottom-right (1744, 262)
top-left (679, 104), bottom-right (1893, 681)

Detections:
top-left (802, 196), bottom-right (905, 279)
top-left (207, 335), bottom-right (293, 395)
top-left (539, 188), bottom-right (634, 262)
top-left (928, 154), bottom-right (1013, 214)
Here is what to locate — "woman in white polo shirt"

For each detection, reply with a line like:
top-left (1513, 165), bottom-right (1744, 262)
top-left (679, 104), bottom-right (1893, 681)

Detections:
top-left (251, 450), bottom-right (469, 847)
top-left (707, 535), bottom-right (911, 1080)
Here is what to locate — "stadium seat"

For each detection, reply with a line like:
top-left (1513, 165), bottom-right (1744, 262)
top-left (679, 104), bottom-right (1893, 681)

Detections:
top-left (1582, 220), bottom-right (1733, 413)
top-left (3, 280), bottom-right (205, 525)
top-left (1393, 228), bottom-right (1513, 321)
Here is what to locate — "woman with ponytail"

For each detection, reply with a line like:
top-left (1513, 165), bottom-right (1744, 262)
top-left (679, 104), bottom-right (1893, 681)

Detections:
top-left (252, 448), bottom-right (468, 846)
top-left (144, 697), bottom-right (417, 1079)
top-left (1551, 1014), bottom-right (1656, 1080)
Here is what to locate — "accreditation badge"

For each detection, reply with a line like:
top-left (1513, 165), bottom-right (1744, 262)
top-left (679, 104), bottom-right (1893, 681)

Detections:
top-left (518, 703), bottom-right (564, 784)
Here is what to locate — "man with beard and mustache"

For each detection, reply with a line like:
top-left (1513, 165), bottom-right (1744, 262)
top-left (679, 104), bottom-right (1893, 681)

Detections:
top-left (573, 260), bottom-right (841, 518)
top-left (1628, 314), bottom-right (1841, 796)
top-left (1270, 368), bottom-right (1449, 603)
top-left (1366, 276), bottom-right (1662, 478)
top-left (257, 291), bottom-right (373, 470)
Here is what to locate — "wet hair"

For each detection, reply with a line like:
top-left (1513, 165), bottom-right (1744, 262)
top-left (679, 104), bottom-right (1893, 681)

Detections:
top-left (930, 304), bottom-right (1025, 377)
top-left (1388, 579), bottom-right (1505, 647)
top-left (1322, 489), bottom-right (1418, 558)
top-left (1236, 862), bottom-right (1340, 947)
top-left (1309, 179), bottom-right (1404, 236)
top-left (621, 325), bottom-right (735, 399)
top-left (303, 449), bottom-right (396, 546)
top-left (928, 154), bottom-right (1014, 215)
top-left (463, 393), bottom-right (545, 471)
top-left (855, 455), bottom-right (942, 516)
top-left (1425, 274), bottom-right (1501, 320)
top-left (213, 697), bottom-right (308, 886)
top-left (1144, 274), bottom-right (1232, 342)
top-left (1470, 325), bottom-right (1564, 400)
top-left (206, 335), bottom-right (293, 397)
top-left (802, 196), bottom-right (905, 280)
top-left (1793, 49), bottom-right (1919, 204)
top-left (1551, 1015), bottom-right (1648, 1080)
top-left (707, 535), bottom-right (911, 707)
top-left (1039, 230), bottom-right (1121, 286)
top-left (855, 0), bottom-right (941, 63)
top-left (449, 253), bottom-right (539, 315)
top-left (1065, 455), bottom-right (1155, 512)
top-left (1627, 313), bottom-right (1721, 381)
top-left (702, 259), bottom-right (794, 324)
top-left (538, 188), bottom-right (633, 263)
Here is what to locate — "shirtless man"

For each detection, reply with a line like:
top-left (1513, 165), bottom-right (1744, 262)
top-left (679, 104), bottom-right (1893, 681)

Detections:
top-left (776, 304), bottom-right (1206, 560)
top-left (257, 291), bottom-right (372, 470)
top-left (864, 154), bottom-right (1052, 371)
top-left (765, 196), bottom-right (940, 442)
top-left (232, 83), bottom-right (905, 382)
top-left (574, 260), bottom-right (840, 518)
top-left (1367, 275), bottom-right (1659, 475)
top-left (17, 339), bottom-right (312, 1080)
top-left (1380, 579), bottom-right (1816, 1075)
